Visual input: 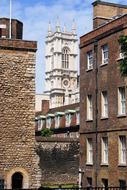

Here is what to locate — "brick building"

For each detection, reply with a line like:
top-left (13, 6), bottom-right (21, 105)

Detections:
top-left (35, 100), bottom-right (79, 138)
top-left (80, 1), bottom-right (127, 188)
top-left (0, 18), bottom-right (41, 189)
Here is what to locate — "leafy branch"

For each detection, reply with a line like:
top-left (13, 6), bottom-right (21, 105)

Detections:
top-left (118, 35), bottom-right (127, 76)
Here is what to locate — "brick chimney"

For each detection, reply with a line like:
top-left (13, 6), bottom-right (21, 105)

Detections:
top-left (0, 18), bottom-right (23, 39)
top-left (92, 1), bottom-right (127, 29)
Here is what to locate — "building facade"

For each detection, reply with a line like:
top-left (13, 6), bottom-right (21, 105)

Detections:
top-left (43, 20), bottom-right (79, 109)
top-left (80, 1), bottom-right (127, 188)
top-left (0, 18), bottom-right (41, 189)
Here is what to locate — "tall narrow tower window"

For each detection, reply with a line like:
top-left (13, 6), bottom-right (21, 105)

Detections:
top-left (51, 48), bottom-right (54, 70)
top-left (62, 48), bottom-right (69, 69)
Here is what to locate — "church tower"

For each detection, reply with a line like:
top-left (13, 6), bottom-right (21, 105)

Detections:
top-left (45, 19), bottom-right (78, 108)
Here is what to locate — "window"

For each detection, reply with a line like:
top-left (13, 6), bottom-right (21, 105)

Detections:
top-left (86, 138), bottom-right (93, 164)
top-left (37, 119), bottom-right (43, 131)
top-left (118, 87), bottom-right (126, 115)
top-left (51, 48), bottom-right (54, 70)
top-left (65, 114), bottom-right (72, 127)
top-left (76, 112), bottom-right (80, 125)
top-left (119, 136), bottom-right (126, 165)
top-left (46, 118), bottom-right (52, 128)
top-left (87, 50), bottom-right (93, 70)
top-left (102, 44), bottom-right (108, 65)
top-left (119, 180), bottom-right (126, 190)
top-left (87, 177), bottom-right (92, 190)
top-left (55, 116), bottom-right (60, 128)
top-left (102, 179), bottom-right (108, 189)
top-left (62, 48), bottom-right (69, 69)
top-left (87, 95), bottom-right (93, 120)
top-left (101, 137), bottom-right (108, 164)
top-left (101, 91), bottom-right (108, 118)
top-left (119, 45), bottom-right (124, 59)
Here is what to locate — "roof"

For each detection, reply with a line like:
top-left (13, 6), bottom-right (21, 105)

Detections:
top-left (92, 1), bottom-right (127, 9)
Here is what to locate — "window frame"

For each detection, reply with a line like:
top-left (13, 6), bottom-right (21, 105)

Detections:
top-left (62, 47), bottom-right (69, 69)
top-left (118, 87), bottom-right (126, 116)
top-left (101, 44), bottom-right (108, 65)
top-left (86, 138), bottom-right (93, 165)
top-left (119, 136), bottom-right (126, 165)
top-left (101, 137), bottom-right (108, 165)
top-left (101, 91), bottom-right (108, 118)
top-left (87, 95), bottom-right (93, 121)
top-left (87, 50), bottom-right (93, 70)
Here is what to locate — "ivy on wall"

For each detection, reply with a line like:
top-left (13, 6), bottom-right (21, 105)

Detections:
top-left (118, 35), bottom-right (127, 76)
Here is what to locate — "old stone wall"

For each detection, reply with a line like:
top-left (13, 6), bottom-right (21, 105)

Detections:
top-left (36, 137), bottom-right (79, 186)
top-left (0, 39), bottom-right (41, 189)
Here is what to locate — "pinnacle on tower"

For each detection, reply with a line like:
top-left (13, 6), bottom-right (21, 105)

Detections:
top-left (56, 16), bottom-right (61, 32)
top-left (48, 21), bottom-right (52, 36)
top-left (63, 24), bottom-right (67, 33)
top-left (72, 19), bottom-right (76, 34)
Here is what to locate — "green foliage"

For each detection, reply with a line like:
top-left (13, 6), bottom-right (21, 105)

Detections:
top-left (41, 128), bottom-right (53, 137)
top-left (118, 35), bottom-right (127, 76)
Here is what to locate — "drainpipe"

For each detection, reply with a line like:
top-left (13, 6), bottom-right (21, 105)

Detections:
top-left (94, 40), bottom-right (98, 187)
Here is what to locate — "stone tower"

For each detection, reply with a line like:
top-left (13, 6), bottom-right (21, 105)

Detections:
top-left (0, 18), bottom-right (41, 189)
top-left (45, 19), bottom-right (78, 108)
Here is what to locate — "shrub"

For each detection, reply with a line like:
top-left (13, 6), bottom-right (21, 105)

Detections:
top-left (41, 128), bottom-right (53, 137)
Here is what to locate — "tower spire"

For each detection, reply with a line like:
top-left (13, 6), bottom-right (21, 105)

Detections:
top-left (72, 19), bottom-right (76, 34)
top-left (48, 21), bottom-right (52, 36)
top-left (56, 16), bottom-right (61, 32)
top-left (63, 24), bottom-right (67, 33)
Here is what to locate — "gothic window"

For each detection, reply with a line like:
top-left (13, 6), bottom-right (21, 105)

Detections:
top-left (51, 48), bottom-right (54, 69)
top-left (62, 47), bottom-right (69, 69)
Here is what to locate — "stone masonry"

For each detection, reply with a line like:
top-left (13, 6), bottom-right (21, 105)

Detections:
top-left (0, 39), bottom-right (41, 189)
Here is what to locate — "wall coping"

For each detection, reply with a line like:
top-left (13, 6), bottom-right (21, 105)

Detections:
top-left (36, 136), bottom-right (79, 142)
top-left (0, 39), bottom-right (37, 52)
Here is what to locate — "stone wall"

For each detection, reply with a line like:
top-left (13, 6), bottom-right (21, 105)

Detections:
top-left (0, 39), bottom-right (41, 189)
top-left (36, 137), bottom-right (79, 186)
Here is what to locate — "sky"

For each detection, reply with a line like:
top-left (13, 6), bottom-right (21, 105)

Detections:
top-left (0, 0), bottom-right (127, 94)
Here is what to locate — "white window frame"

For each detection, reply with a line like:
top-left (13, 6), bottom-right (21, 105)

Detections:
top-left (87, 50), bottom-right (93, 70)
top-left (87, 95), bottom-right (93, 120)
top-left (37, 119), bottom-right (44, 131)
top-left (46, 117), bottom-right (52, 129)
top-left (119, 136), bottom-right (126, 165)
top-left (65, 113), bottom-right (72, 127)
top-left (101, 137), bottom-right (108, 164)
top-left (118, 87), bottom-right (126, 115)
top-left (86, 138), bottom-right (93, 164)
top-left (102, 44), bottom-right (108, 65)
top-left (76, 112), bottom-right (80, 125)
top-left (55, 116), bottom-right (60, 128)
top-left (101, 91), bottom-right (108, 118)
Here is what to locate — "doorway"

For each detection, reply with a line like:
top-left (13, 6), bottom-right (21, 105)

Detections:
top-left (12, 172), bottom-right (23, 189)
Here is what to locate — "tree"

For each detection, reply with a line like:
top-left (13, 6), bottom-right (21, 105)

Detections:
top-left (118, 35), bottom-right (127, 76)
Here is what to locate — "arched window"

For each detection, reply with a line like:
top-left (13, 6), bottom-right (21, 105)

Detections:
top-left (62, 48), bottom-right (69, 69)
top-left (51, 48), bottom-right (54, 69)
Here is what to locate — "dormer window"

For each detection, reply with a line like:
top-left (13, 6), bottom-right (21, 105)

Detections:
top-left (55, 116), bottom-right (60, 128)
top-left (46, 114), bottom-right (54, 129)
top-left (36, 116), bottom-right (46, 131)
top-left (76, 111), bottom-right (80, 125)
top-left (46, 118), bottom-right (52, 129)
top-left (65, 114), bottom-right (72, 127)
top-left (65, 110), bottom-right (76, 127)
